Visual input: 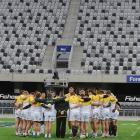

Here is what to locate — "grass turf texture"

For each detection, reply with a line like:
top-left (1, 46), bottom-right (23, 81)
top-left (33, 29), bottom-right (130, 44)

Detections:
top-left (0, 118), bottom-right (140, 140)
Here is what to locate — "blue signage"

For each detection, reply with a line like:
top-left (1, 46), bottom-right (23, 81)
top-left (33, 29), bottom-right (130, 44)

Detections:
top-left (57, 45), bottom-right (71, 52)
top-left (127, 75), bottom-right (140, 83)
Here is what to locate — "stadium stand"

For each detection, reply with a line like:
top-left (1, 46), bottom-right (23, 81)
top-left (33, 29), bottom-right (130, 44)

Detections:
top-left (0, 0), bottom-right (70, 73)
top-left (73, 0), bottom-right (140, 74)
top-left (0, 0), bottom-right (140, 76)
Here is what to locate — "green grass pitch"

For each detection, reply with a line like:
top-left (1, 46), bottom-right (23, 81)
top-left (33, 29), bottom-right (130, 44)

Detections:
top-left (0, 118), bottom-right (140, 140)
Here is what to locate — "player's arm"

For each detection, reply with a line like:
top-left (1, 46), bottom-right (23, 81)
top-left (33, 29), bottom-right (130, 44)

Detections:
top-left (71, 97), bottom-right (83, 109)
top-left (22, 104), bottom-right (31, 110)
top-left (114, 102), bottom-right (121, 111)
top-left (91, 101), bottom-right (102, 106)
top-left (105, 102), bottom-right (111, 107)
top-left (64, 96), bottom-right (70, 102)
top-left (53, 97), bottom-right (66, 103)
top-left (70, 104), bottom-right (81, 109)
top-left (35, 98), bottom-right (46, 103)
top-left (41, 103), bottom-right (52, 109)
top-left (103, 94), bottom-right (109, 98)
top-left (81, 97), bottom-right (91, 102)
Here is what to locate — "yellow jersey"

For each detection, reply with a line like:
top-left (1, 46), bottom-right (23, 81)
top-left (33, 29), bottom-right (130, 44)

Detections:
top-left (65, 93), bottom-right (71, 98)
top-left (65, 94), bottom-right (83, 104)
top-left (80, 96), bottom-right (91, 112)
top-left (80, 101), bottom-right (91, 106)
top-left (29, 95), bottom-right (35, 103)
top-left (90, 94), bottom-right (101, 108)
top-left (110, 95), bottom-right (118, 104)
top-left (22, 95), bottom-right (30, 107)
top-left (90, 94), bottom-right (101, 102)
top-left (100, 95), bottom-right (112, 108)
top-left (29, 95), bottom-right (41, 107)
top-left (15, 95), bottom-right (23, 104)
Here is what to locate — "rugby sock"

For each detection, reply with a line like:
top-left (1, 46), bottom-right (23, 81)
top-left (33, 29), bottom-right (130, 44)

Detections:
top-left (32, 131), bottom-right (36, 136)
top-left (16, 131), bottom-right (19, 136)
top-left (105, 132), bottom-right (109, 137)
top-left (48, 133), bottom-right (51, 138)
top-left (24, 133), bottom-right (28, 136)
top-left (37, 132), bottom-right (40, 136)
top-left (101, 133), bottom-right (105, 137)
top-left (109, 122), bottom-right (113, 136)
top-left (86, 132), bottom-right (88, 137)
top-left (94, 132), bottom-right (97, 137)
top-left (40, 125), bottom-right (44, 134)
top-left (72, 126), bottom-right (78, 137)
top-left (114, 125), bottom-right (117, 136)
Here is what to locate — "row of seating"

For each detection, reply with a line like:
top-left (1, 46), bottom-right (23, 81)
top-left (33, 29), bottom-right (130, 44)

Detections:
top-left (0, 0), bottom-right (70, 72)
top-left (73, 0), bottom-right (140, 74)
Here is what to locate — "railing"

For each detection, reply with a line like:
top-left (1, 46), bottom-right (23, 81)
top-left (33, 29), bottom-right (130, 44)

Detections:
top-left (52, 46), bottom-right (57, 68)
top-left (0, 107), bottom-right (15, 115)
top-left (119, 109), bottom-right (140, 116)
top-left (0, 107), bottom-right (140, 117)
top-left (68, 45), bottom-right (73, 69)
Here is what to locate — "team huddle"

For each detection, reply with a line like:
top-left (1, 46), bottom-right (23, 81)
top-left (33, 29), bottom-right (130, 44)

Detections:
top-left (14, 87), bottom-right (120, 139)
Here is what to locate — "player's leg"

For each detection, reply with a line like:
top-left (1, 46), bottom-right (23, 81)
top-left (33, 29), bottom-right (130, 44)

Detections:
top-left (109, 119), bottom-right (113, 136)
top-left (24, 109), bottom-right (31, 136)
top-left (90, 119), bottom-right (93, 134)
top-left (84, 122), bottom-right (88, 137)
top-left (100, 109), bottom-right (105, 137)
top-left (111, 119), bottom-right (118, 136)
top-left (69, 111), bottom-right (76, 137)
top-left (44, 111), bottom-right (49, 138)
top-left (48, 115), bottom-right (54, 138)
top-left (92, 109), bottom-right (100, 137)
top-left (79, 112), bottom-right (83, 138)
top-left (32, 121), bottom-right (37, 136)
top-left (45, 121), bottom-right (49, 138)
top-left (36, 121), bottom-right (41, 136)
top-left (22, 119), bottom-right (27, 136)
top-left (101, 120), bottom-right (106, 137)
top-left (71, 120), bottom-right (79, 138)
top-left (48, 121), bottom-right (52, 138)
top-left (80, 121), bottom-right (85, 138)
top-left (93, 119), bottom-right (99, 137)
top-left (113, 110), bottom-right (119, 136)
top-left (25, 120), bottom-right (31, 136)
top-left (18, 118), bottom-right (23, 135)
top-left (61, 117), bottom-right (67, 138)
top-left (67, 109), bottom-right (72, 134)
top-left (105, 119), bottom-right (109, 137)
top-left (85, 112), bottom-right (90, 137)
top-left (15, 117), bottom-right (20, 135)
top-left (56, 117), bottom-right (61, 138)
top-left (32, 111), bottom-right (41, 136)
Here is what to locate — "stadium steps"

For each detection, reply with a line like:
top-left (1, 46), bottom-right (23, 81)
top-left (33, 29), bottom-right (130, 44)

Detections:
top-left (70, 46), bottom-right (83, 69)
top-left (62, 0), bottom-right (80, 40)
top-left (40, 46), bottom-right (55, 69)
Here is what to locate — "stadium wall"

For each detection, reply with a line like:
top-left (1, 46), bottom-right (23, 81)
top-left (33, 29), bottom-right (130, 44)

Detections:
top-left (0, 81), bottom-right (140, 102)
top-left (0, 73), bottom-right (127, 83)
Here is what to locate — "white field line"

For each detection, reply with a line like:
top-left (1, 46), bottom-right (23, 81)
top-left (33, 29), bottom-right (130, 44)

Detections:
top-left (131, 127), bottom-right (140, 137)
top-left (121, 123), bottom-right (136, 126)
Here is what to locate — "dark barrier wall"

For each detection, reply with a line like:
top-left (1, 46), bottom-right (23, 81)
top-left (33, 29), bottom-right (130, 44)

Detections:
top-left (21, 82), bottom-right (45, 92)
top-left (68, 83), bottom-right (140, 102)
top-left (0, 82), bottom-right (14, 100)
top-left (0, 82), bottom-right (140, 102)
